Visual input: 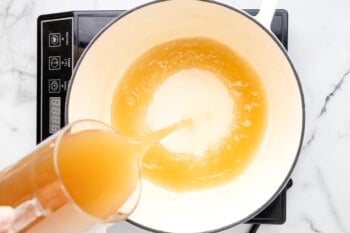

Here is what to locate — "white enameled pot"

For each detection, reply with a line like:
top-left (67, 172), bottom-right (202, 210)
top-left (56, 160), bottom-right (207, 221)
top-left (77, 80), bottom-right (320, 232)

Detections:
top-left (67, 1), bottom-right (304, 232)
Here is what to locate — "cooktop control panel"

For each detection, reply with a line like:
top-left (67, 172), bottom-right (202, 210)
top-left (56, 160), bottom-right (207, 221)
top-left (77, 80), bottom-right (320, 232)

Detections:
top-left (39, 17), bottom-right (74, 137)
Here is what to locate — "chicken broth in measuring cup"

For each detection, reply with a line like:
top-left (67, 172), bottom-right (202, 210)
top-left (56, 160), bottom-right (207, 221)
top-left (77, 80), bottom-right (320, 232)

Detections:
top-left (111, 37), bottom-right (267, 191)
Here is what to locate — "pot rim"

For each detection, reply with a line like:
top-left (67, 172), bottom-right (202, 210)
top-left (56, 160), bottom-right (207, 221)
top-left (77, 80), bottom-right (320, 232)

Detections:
top-left (66, 1), bottom-right (305, 232)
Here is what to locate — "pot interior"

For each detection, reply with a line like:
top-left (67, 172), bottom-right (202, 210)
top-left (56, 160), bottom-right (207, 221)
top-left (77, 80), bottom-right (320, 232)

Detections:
top-left (68, 1), bottom-right (303, 232)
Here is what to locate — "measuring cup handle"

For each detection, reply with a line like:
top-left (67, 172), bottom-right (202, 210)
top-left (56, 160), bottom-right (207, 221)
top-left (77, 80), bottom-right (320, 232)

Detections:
top-left (11, 197), bottom-right (45, 232)
top-left (254, 0), bottom-right (279, 29)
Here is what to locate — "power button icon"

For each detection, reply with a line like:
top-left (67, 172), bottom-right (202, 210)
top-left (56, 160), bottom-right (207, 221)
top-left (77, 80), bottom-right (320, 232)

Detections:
top-left (49, 33), bottom-right (61, 47)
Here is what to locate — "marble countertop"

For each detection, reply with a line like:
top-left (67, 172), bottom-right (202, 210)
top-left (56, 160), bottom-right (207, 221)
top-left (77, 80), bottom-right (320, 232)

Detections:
top-left (1, 0), bottom-right (350, 232)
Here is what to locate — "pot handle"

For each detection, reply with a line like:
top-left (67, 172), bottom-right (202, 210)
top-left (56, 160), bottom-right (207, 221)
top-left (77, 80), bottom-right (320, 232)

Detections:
top-left (254, 0), bottom-right (279, 30)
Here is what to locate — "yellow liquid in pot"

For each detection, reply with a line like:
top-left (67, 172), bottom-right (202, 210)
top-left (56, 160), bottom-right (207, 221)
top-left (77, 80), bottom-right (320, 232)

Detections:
top-left (112, 37), bottom-right (267, 191)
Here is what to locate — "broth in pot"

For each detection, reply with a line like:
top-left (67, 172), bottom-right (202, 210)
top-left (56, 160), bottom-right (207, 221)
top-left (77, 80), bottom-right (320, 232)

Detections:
top-left (111, 37), bottom-right (267, 191)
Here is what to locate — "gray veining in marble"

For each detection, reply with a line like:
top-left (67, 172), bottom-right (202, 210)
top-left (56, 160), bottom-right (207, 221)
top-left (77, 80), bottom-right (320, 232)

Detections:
top-left (318, 69), bottom-right (350, 117)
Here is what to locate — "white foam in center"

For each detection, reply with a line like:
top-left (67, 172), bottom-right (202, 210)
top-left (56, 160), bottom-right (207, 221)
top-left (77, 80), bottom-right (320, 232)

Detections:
top-left (145, 68), bottom-right (234, 157)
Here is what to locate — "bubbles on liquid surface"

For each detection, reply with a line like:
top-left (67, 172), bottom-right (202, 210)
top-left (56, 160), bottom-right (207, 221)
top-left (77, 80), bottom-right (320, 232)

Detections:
top-left (125, 91), bottom-right (139, 106)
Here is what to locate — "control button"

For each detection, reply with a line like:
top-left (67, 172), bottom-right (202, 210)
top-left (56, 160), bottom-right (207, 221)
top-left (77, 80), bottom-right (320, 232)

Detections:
top-left (48, 79), bottom-right (61, 93)
top-left (49, 56), bottom-right (61, 70)
top-left (49, 33), bottom-right (61, 47)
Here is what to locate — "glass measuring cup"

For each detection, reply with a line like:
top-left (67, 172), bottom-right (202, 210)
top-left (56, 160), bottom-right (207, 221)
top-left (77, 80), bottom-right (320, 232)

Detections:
top-left (0, 120), bottom-right (143, 233)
